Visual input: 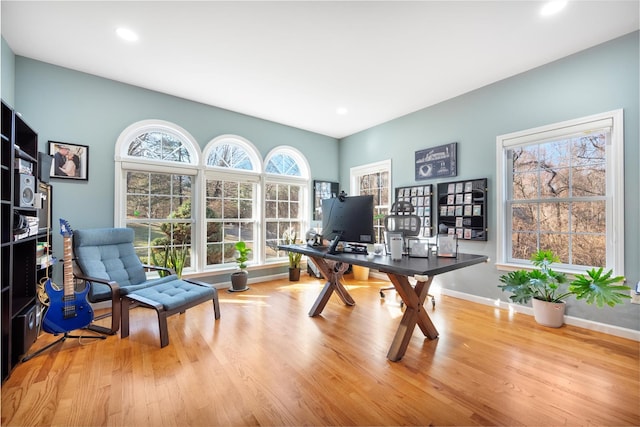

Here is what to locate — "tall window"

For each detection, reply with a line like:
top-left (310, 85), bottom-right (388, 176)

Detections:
top-left (350, 160), bottom-right (391, 244)
top-left (497, 110), bottom-right (624, 273)
top-left (114, 120), bottom-right (200, 270)
top-left (265, 147), bottom-right (309, 261)
top-left (203, 136), bottom-right (261, 268)
top-left (117, 126), bottom-right (311, 274)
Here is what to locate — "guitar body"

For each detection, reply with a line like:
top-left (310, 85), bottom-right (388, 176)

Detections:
top-left (41, 278), bottom-right (94, 335)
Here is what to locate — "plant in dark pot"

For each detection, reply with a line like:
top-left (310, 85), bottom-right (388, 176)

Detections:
top-left (283, 230), bottom-right (303, 281)
top-left (498, 249), bottom-right (629, 327)
top-left (230, 241), bottom-right (251, 292)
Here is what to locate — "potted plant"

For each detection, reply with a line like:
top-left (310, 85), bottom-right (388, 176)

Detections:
top-left (151, 244), bottom-right (188, 278)
top-left (498, 249), bottom-right (630, 327)
top-left (283, 230), bottom-right (303, 281)
top-left (230, 241), bottom-right (251, 292)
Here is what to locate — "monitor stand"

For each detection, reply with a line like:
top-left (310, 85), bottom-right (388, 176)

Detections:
top-left (328, 234), bottom-right (342, 254)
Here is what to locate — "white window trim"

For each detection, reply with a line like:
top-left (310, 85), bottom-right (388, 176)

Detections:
top-left (350, 159), bottom-right (392, 197)
top-left (495, 109), bottom-right (624, 275)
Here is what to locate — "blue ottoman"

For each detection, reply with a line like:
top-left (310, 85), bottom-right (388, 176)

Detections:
top-left (121, 279), bottom-right (220, 347)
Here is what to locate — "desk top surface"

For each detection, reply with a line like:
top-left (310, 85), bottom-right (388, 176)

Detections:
top-left (278, 244), bottom-right (488, 277)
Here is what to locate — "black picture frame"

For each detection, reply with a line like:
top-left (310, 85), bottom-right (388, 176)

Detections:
top-left (436, 178), bottom-right (487, 241)
top-left (313, 180), bottom-right (339, 221)
top-left (415, 142), bottom-right (457, 180)
top-left (49, 141), bottom-right (89, 181)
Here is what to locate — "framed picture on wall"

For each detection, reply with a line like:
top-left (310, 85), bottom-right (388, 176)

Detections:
top-left (313, 180), bottom-right (339, 221)
top-left (414, 142), bottom-right (457, 181)
top-left (49, 141), bottom-right (89, 181)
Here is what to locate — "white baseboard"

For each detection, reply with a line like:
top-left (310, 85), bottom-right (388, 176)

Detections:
top-left (438, 287), bottom-right (640, 342)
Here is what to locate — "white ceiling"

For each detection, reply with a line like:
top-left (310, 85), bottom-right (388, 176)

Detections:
top-left (2, 1), bottom-right (639, 139)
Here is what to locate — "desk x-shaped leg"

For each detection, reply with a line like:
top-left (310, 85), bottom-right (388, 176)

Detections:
top-left (385, 273), bottom-right (438, 361)
top-left (308, 256), bottom-right (355, 316)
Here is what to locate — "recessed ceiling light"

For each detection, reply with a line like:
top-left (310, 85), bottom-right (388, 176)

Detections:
top-left (540, 1), bottom-right (567, 16)
top-left (336, 107), bottom-right (349, 115)
top-left (116, 27), bottom-right (139, 42)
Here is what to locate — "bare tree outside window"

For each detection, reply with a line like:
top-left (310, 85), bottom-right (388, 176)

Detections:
top-left (508, 130), bottom-right (609, 268)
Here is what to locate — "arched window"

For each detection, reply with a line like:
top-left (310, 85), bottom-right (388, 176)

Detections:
top-left (114, 120), bottom-right (201, 272)
top-left (202, 136), bottom-right (262, 269)
top-left (264, 147), bottom-right (310, 261)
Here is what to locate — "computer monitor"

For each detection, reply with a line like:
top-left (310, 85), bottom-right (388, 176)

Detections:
top-left (321, 194), bottom-right (375, 253)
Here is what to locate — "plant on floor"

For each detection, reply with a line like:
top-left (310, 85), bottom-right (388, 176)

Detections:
top-left (498, 249), bottom-right (629, 307)
top-left (282, 230), bottom-right (302, 269)
top-left (230, 241), bottom-right (252, 291)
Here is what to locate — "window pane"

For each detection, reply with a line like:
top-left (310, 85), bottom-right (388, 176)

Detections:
top-left (150, 195), bottom-right (172, 218)
top-left (540, 168), bottom-right (569, 198)
top-left (573, 165), bottom-right (605, 197)
top-left (266, 153), bottom-right (301, 176)
top-left (127, 172), bottom-right (149, 193)
top-left (128, 131), bottom-right (191, 163)
top-left (540, 233), bottom-right (569, 263)
top-left (127, 194), bottom-right (149, 219)
top-left (539, 202), bottom-right (569, 232)
top-left (512, 171), bottom-right (539, 200)
top-left (511, 204), bottom-right (537, 231)
top-left (511, 232), bottom-right (538, 260)
top-left (572, 234), bottom-right (606, 266)
top-left (512, 146), bottom-right (538, 173)
top-left (207, 143), bottom-right (253, 170)
top-left (572, 201), bottom-right (606, 233)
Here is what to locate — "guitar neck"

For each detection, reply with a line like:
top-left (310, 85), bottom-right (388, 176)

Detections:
top-left (63, 235), bottom-right (74, 298)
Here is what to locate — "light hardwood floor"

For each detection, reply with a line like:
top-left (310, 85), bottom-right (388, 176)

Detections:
top-left (2, 274), bottom-right (639, 426)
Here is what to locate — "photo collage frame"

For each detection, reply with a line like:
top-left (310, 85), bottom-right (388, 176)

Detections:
top-left (436, 178), bottom-right (487, 241)
top-left (394, 184), bottom-right (432, 238)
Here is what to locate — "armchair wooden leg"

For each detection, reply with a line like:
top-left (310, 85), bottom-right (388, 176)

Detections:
top-left (212, 287), bottom-right (220, 320)
top-left (158, 311), bottom-right (169, 348)
top-left (121, 297), bottom-right (131, 339)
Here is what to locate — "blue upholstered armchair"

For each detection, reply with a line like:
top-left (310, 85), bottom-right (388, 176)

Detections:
top-left (72, 227), bottom-right (185, 335)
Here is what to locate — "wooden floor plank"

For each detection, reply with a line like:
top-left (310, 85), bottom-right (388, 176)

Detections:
top-left (2, 275), bottom-right (638, 426)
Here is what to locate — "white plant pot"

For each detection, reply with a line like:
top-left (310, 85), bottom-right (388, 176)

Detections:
top-left (532, 298), bottom-right (566, 328)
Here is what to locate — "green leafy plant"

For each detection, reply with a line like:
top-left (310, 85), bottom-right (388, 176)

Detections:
top-left (151, 244), bottom-right (188, 278)
top-left (235, 241), bottom-right (251, 271)
top-left (282, 230), bottom-right (302, 269)
top-left (498, 249), bottom-right (630, 307)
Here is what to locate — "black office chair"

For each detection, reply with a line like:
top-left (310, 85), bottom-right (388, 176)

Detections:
top-left (379, 201), bottom-right (435, 309)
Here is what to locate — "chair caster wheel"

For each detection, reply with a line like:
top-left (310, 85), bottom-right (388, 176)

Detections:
top-left (380, 291), bottom-right (385, 298)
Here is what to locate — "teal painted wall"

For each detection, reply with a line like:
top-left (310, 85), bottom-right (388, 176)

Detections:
top-left (11, 56), bottom-right (339, 284)
top-left (340, 31), bottom-right (640, 330)
top-left (1, 37), bottom-right (15, 106)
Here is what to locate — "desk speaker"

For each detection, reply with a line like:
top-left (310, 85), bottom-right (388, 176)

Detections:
top-left (15, 174), bottom-right (35, 208)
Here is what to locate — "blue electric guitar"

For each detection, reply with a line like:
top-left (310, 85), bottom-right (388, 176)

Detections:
top-left (41, 219), bottom-right (94, 334)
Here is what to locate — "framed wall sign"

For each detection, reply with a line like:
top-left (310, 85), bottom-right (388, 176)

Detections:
top-left (49, 141), bottom-right (89, 181)
top-left (415, 142), bottom-right (457, 181)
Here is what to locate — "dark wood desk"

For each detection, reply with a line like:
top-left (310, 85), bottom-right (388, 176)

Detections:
top-left (279, 244), bottom-right (488, 361)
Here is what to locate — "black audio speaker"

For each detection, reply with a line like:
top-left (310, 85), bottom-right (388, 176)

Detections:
top-left (15, 174), bottom-right (35, 208)
top-left (13, 305), bottom-right (38, 356)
